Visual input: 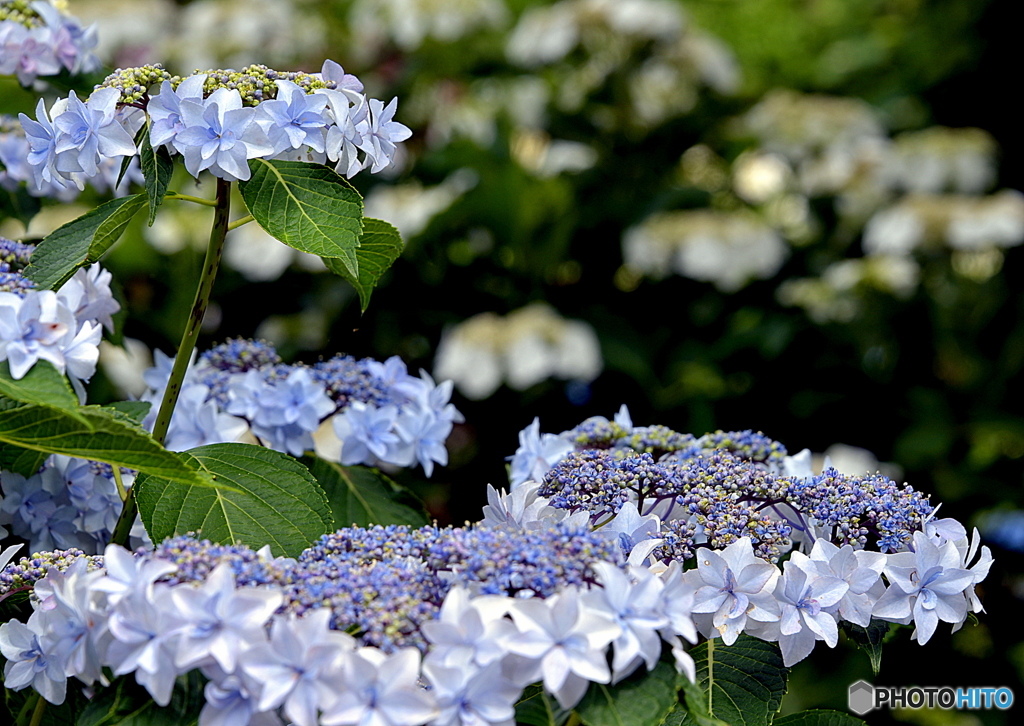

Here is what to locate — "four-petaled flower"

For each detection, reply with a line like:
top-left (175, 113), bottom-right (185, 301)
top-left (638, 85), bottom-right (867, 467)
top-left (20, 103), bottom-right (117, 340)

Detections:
top-left (872, 530), bottom-right (974, 644)
top-left (588, 561), bottom-right (669, 682)
top-left (18, 98), bottom-right (66, 188)
top-left (0, 618), bottom-right (67, 704)
top-left (359, 98), bottom-right (412, 174)
top-left (240, 609), bottom-right (355, 726)
top-left (335, 401), bottom-right (402, 465)
top-left (257, 80), bottom-right (331, 157)
top-left (505, 587), bottom-right (622, 710)
top-left (759, 552), bottom-right (848, 666)
top-left (319, 647), bottom-right (439, 726)
top-left (148, 75), bottom-right (208, 149)
top-left (508, 418), bottom-right (573, 488)
top-left (175, 88), bottom-right (274, 182)
top-left (0, 286), bottom-right (102, 392)
top-left (171, 562), bottom-right (282, 673)
top-left (53, 88), bottom-right (137, 185)
top-left (687, 536), bottom-right (781, 645)
top-left (807, 540), bottom-right (885, 627)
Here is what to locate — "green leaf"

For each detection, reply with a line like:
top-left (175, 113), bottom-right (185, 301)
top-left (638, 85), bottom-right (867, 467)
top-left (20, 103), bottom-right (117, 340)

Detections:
top-left (686, 636), bottom-right (788, 726)
top-left (575, 660), bottom-right (683, 726)
top-left (322, 217), bottom-right (403, 312)
top-left (0, 402), bottom-right (209, 487)
top-left (239, 159), bottom-right (364, 277)
top-left (840, 619), bottom-right (891, 675)
top-left (773, 710), bottom-right (868, 726)
top-left (661, 707), bottom-right (692, 726)
top-left (0, 443), bottom-right (48, 477)
top-left (139, 124), bottom-right (174, 225)
top-left (24, 193), bottom-right (148, 289)
top-left (304, 457), bottom-right (429, 528)
top-left (136, 443), bottom-right (334, 557)
top-left (103, 400), bottom-right (152, 425)
top-left (77, 672), bottom-right (205, 726)
top-left (676, 673), bottom-right (730, 726)
top-left (0, 360), bottom-right (83, 419)
top-left (115, 125), bottom-right (147, 190)
top-left (515, 684), bottom-right (573, 726)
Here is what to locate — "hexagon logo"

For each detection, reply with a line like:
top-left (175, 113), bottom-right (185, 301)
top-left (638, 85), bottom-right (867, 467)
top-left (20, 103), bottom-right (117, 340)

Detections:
top-left (848, 680), bottom-right (875, 715)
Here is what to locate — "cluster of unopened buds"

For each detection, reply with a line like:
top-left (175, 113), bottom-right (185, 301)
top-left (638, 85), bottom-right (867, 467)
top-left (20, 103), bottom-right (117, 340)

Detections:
top-left (0, 408), bottom-right (993, 726)
top-left (18, 58), bottom-right (411, 192)
top-left (0, 0), bottom-right (99, 86)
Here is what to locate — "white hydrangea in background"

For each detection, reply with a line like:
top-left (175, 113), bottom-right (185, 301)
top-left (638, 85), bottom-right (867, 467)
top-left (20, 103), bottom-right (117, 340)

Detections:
top-left (692, 90), bottom-right (1024, 322)
top-left (349, 0), bottom-right (509, 59)
top-left (509, 129), bottom-right (598, 179)
top-left (623, 209), bottom-right (788, 292)
top-left (363, 169), bottom-right (478, 239)
top-left (72, 0), bottom-right (321, 72)
top-left (882, 126), bottom-right (998, 195)
top-left (400, 0), bottom-right (738, 150)
top-left (433, 303), bottom-right (602, 400)
top-left (862, 190), bottom-right (1024, 256)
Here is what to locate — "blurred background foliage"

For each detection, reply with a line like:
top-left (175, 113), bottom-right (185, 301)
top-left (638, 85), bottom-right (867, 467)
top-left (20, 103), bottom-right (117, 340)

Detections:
top-left (2, 0), bottom-right (1021, 722)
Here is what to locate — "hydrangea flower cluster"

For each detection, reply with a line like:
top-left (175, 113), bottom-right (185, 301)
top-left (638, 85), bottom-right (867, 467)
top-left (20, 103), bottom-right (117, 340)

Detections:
top-left (0, 240), bottom-right (117, 394)
top-left (432, 303), bottom-right (604, 401)
top-left (0, 236), bottom-right (35, 293)
top-left (0, 545), bottom-right (101, 600)
top-left (140, 338), bottom-right (462, 475)
top-left (0, 424), bottom-right (993, 724)
top-left (0, 512), bottom-right (681, 721)
top-left (0, 0), bottom-right (99, 86)
top-left (304, 520), bottom-right (617, 603)
top-left (501, 409), bottom-right (992, 662)
top-left (0, 456), bottom-right (134, 554)
top-left (18, 58), bottom-right (412, 188)
top-left (513, 408), bottom-right (934, 558)
top-left (0, 114), bottom-right (141, 198)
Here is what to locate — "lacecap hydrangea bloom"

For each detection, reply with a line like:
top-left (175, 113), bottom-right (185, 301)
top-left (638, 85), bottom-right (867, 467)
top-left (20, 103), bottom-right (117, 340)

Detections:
top-left (0, 411), bottom-right (994, 722)
top-left (501, 410), bottom-right (992, 663)
top-left (18, 59), bottom-right (411, 188)
top-left (138, 338), bottom-right (462, 476)
top-left (0, 515), bottom-right (676, 717)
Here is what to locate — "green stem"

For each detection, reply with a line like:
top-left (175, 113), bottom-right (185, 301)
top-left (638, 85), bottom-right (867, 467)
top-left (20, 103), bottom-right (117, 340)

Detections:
top-left (112, 465), bottom-right (127, 502)
top-left (109, 178), bottom-right (232, 547)
top-left (15, 693), bottom-right (38, 726)
top-left (227, 214), bottom-right (254, 231)
top-left (165, 192), bottom-right (219, 207)
top-left (28, 694), bottom-right (46, 726)
top-left (707, 636), bottom-right (715, 714)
